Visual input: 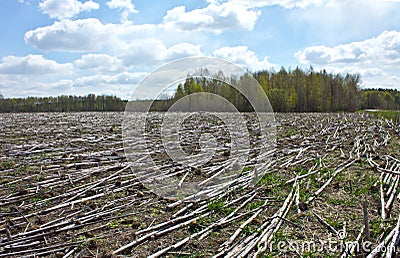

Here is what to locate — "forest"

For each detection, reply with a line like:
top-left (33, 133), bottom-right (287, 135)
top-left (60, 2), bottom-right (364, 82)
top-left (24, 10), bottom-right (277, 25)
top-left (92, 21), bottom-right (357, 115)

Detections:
top-left (0, 67), bottom-right (399, 112)
top-left (0, 94), bottom-right (126, 112)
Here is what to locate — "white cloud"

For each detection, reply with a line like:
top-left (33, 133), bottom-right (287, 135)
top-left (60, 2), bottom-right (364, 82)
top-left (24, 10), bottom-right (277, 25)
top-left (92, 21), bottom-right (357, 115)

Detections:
top-left (106, 0), bottom-right (136, 11)
top-left (162, 2), bottom-right (260, 33)
top-left (165, 43), bottom-right (203, 60)
top-left (0, 71), bottom-right (147, 98)
top-left (295, 30), bottom-right (400, 65)
top-left (74, 72), bottom-right (145, 86)
top-left (295, 30), bottom-right (400, 90)
top-left (106, 0), bottom-right (138, 22)
top-left (74, 54), bottom-right (124, 72)
top-left (316, 65), bottom-right (400, 89)
top-left (119, 39), bottom-right (166, 66)
top-left (213, 46), bottom-right (275, 71)
top-left (359, 68), bottom-right (384, 77)
top-left (120, 40), bottom-right (202, 67)
top-left (48, 72), bottom-right (147, 98)
top-left (24, 18), bottom-right (156, 52)
top-left (39, 0), bottom-right (99, 20)
top-left (24, 18), bottom-right (202, 68)
top-left (207, 0), bottom-right (333, 9)
top-left (319, 66), bottom-right (384, 77)
top-left (25, 18), bottom-right (108, 52)
top-left (0, 55), bottom-right (72, 75)
top-left (287, 0), bottom-right (400, 44)
top-left (361, 75), bottom-right (400, 89)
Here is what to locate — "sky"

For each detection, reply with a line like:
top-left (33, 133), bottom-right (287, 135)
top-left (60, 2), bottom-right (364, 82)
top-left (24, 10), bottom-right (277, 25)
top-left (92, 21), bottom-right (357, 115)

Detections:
top-left (0, 0), bottom-right (400, 99)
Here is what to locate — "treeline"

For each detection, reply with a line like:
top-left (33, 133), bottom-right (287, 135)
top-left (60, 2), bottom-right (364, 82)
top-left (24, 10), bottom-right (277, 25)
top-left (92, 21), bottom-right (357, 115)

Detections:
top-left (254, 67), bottom-right (360, 112)
top-left (1, 67), bottom-right (399, 113)
top-left (0, 94), bottom-right (126, 112)
top-left (255, 68), bottom-right (398, 111)
top-left (161, 67), bottom-right (399, 112)
top-left (360, 89), bottom-right (400, 110)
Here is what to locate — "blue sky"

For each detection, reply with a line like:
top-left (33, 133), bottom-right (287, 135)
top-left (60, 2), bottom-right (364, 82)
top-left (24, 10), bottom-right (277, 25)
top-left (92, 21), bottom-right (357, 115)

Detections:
top-left (0, 0), bottom-right (400, 99)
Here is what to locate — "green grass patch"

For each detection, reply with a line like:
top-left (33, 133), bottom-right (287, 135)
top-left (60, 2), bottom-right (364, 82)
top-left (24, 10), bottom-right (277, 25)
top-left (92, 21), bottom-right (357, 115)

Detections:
top-left (207, 200), bottom-right (224, 212)
top-left (362, 109), bottom-right (400, 123)
top-left (257, 172), bottom-right (285, 187)
top-left (1, 159), bottom-right (15, 169)
top-left (247, 200), bottom-right (265, 210)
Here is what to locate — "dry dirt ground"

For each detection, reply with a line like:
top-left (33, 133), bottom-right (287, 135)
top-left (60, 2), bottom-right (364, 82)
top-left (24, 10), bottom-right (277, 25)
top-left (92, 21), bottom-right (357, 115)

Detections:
top-left (0, 112), bottom-right (400, 257)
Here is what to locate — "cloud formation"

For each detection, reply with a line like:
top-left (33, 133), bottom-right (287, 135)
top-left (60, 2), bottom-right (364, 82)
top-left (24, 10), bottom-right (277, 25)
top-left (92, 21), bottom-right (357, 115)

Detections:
top-left (24, 18), bottom-right (156, 52)
top-left (120, 40), bottom-right (202, 66)
top-left (39, 0), bottom-right (99, 20)
top-left (207, 0), bottom-right (333, 9)
top-left (162, 2), bottom-right (260, 33)
top-left (50, 71), bottom-right (147, 98)
top-left (25, 18), bottom-right (109, 52)
top-left (74, 54), bottom-right (124, 73)
top-left (74, 71), bottom-right (146, 86)
top-left (106, 0), bottom-right (138, 22)
top-left (2, 0), bottom-right (400, 98)
top-left (294, 30), bottom-right (400, 89)
top-left (0, 55), bottom-right (72, 75)
top-left (295, 30), bottom-right (400, 65)
top-left (213, 46), bottom-right (275, 71)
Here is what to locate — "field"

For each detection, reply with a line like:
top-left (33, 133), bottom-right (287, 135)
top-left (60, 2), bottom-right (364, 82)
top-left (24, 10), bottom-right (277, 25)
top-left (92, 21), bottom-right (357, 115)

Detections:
top-left (361, 110), bottom-right (400, 124)
top-left (1, 112), bottom-right (400, 257)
